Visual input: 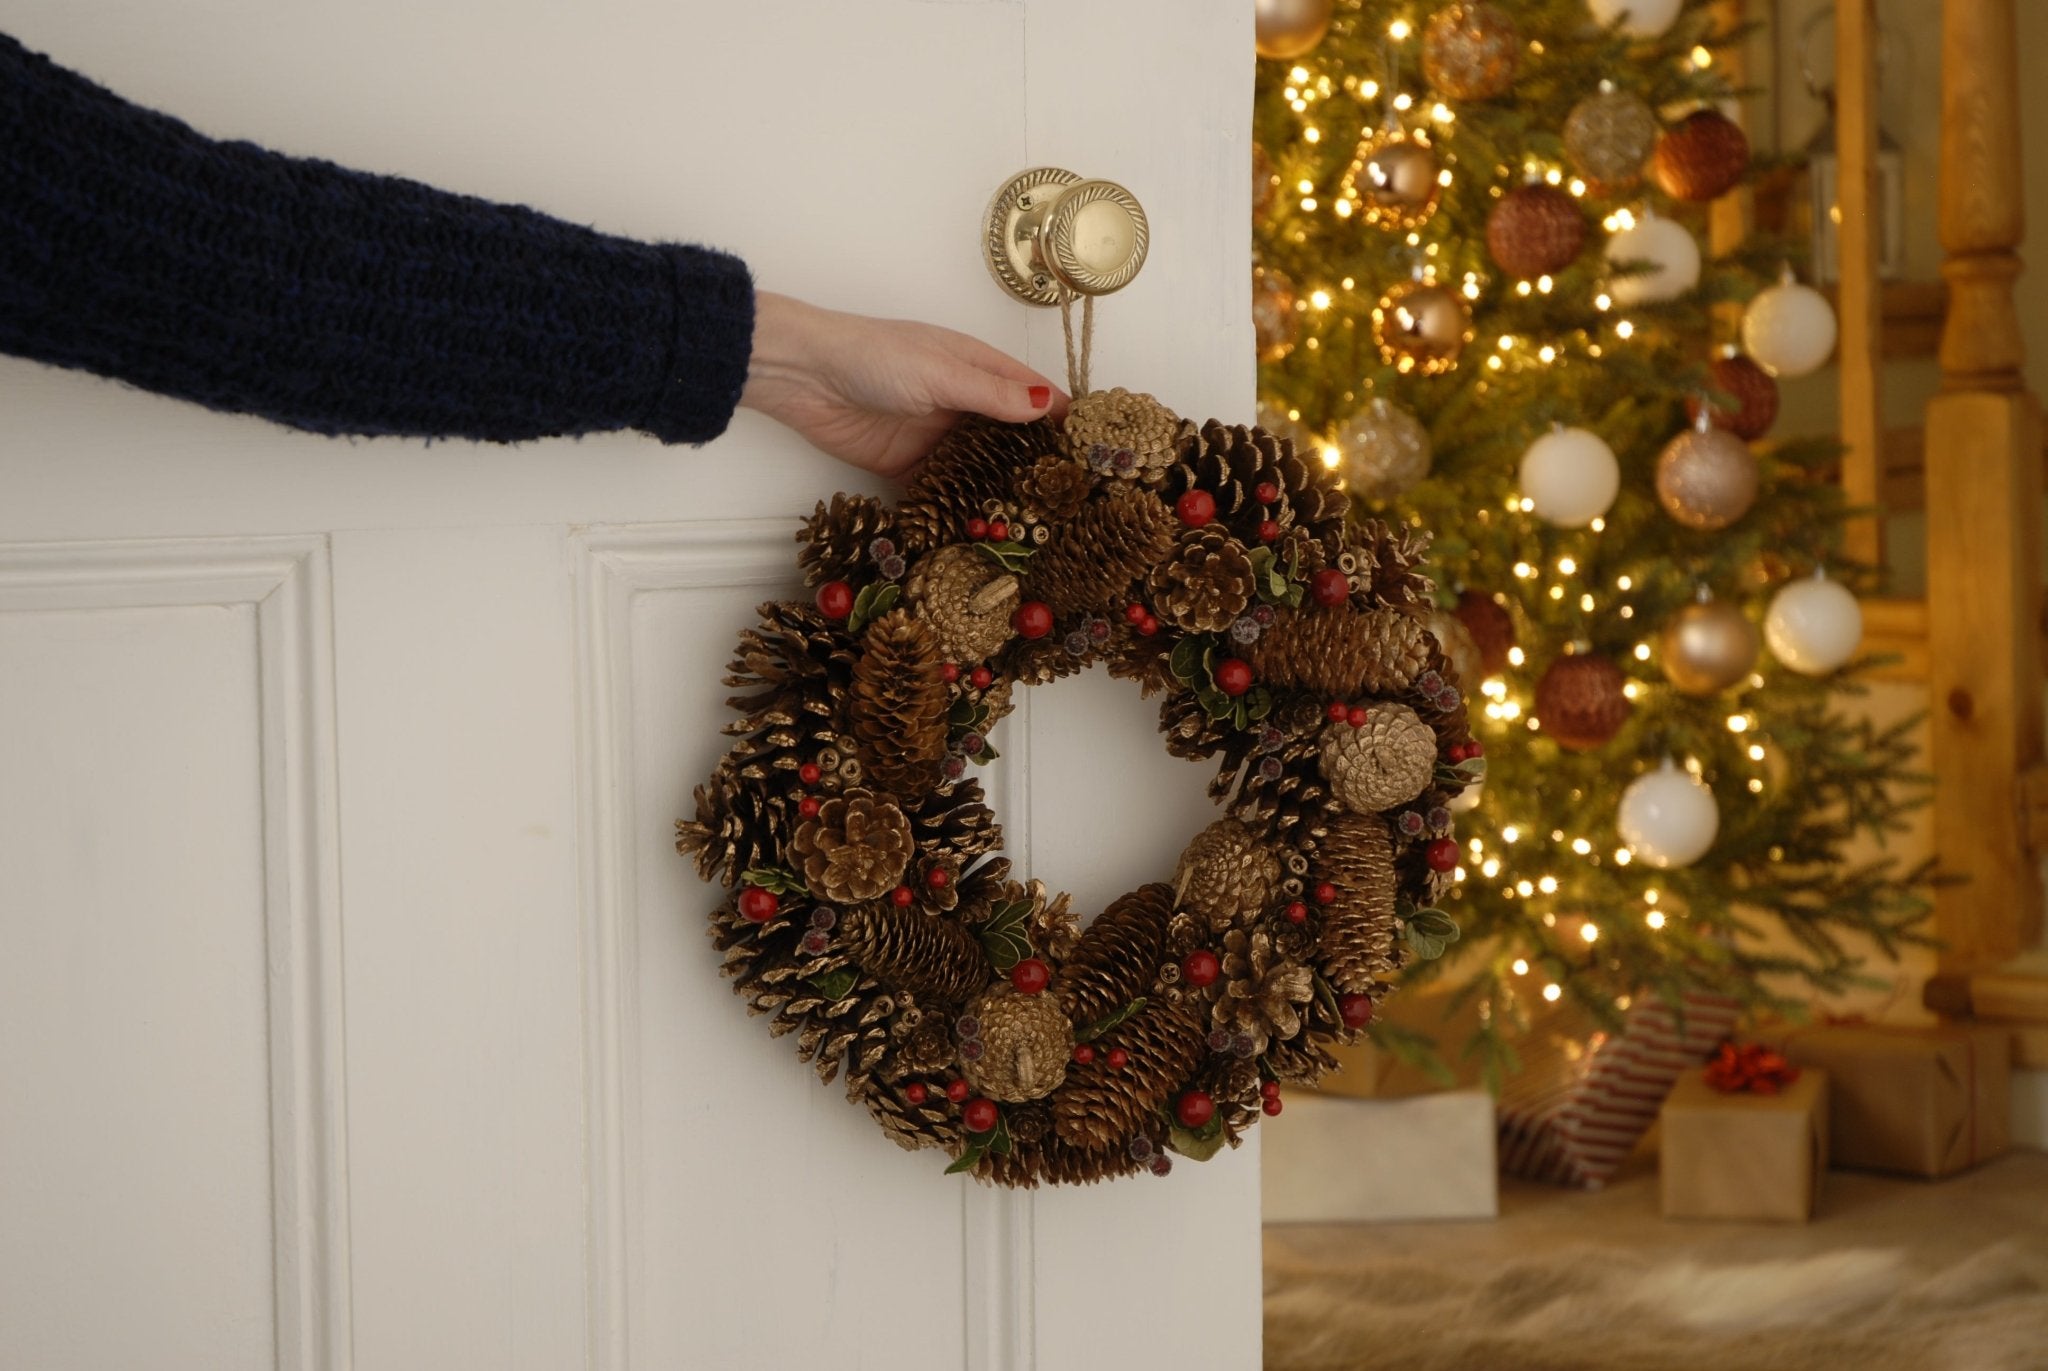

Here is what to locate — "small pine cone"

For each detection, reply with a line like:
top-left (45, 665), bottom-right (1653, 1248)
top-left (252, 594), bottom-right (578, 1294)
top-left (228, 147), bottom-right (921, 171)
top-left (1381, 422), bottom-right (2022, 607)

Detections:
top-left (1244, 606), bottom-right (1433, 698)
top-left (1005, 1102), bottom-right (1052, 1146)
top-left (849, 609), bottom-right (951, 797)
top-left (904, 780), bottom-right (1003, 866)
top-left (904, 544), bottom-right (1020, 665)
top-left (789, 789), bottom-right (915, 903)
top-left (1063, 387), bottom-right (1183, 482)
top-left (675, 761), bottom-right (795, 884)
top-left (959, 984), bottom-right (1075, 1102)
top-left (1228, 700), bottom-right (1342, 852)
top-left (1315, 814), bottom-right (1399, 996)
top-left (1213, 928), bottom-right (1313, 1054)
top-left (1148, 527), bottom-right (1256, 633)
top-left (1018, 454), bottom-right (1096, 520)
top-left (796, 493), bottom-right (895, 587)
top-left (1023, 482), bottom-right (1180, 618)
top-left (1055, 882), bottom-right (1174, 1030)
top-left (1002, 630), bottom-right (1090, 687)
top-left (1264, 1031), bottom-right (1338, 1085)
top-left (838, 901), bottom-right (992, 1005)
top-left (894, 1019), bottom-right (959, 1075)
top-left (1345, 519), bottom-right (1436, 610)
top-left (1173, 819), bottom-right (1283, 931)
top-left (862, 1085), bottom-right (960, 1153)
top-left (1161, 419), bottom-right (1348, 551)
top-left (1318, 703), bottom-right (1438, 814)
top-left (979, 1133), bottom-right (1142, 1188)
top-left (1053, 997), bottom-right (1210, 1151)
top-left (896, 416), bottom-right (1056, 552)
top-left (1204, 1054), bottom-right (1267, 1140)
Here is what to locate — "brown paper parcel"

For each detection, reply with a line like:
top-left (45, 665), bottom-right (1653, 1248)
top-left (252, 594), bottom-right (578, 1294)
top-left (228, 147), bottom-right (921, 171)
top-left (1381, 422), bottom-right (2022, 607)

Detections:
top-left (1659, 1069), bottom-right (1829, 1222)
top-left (1776, 1024), bottom-right (2010, 1177)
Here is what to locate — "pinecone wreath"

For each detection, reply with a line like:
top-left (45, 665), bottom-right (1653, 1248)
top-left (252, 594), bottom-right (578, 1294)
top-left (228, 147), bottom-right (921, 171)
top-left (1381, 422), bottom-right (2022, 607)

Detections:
top-left (677, 391), bottom-right (1479, 1186)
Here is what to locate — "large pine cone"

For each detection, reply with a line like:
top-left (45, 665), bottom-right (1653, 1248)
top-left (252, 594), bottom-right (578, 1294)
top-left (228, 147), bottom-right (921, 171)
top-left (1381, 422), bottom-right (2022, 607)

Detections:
top-left (1161, 419), bottom-right (1348, 552)
top-left (1318, 703), bottom-right (1438, 814)
top-left (960, 984), bottom-right (1074, 1102)
top-left (1315, 813), bottom-right (1400, 996)
top-left (789, 789), bottom-right (915, 903)
top-left (1063, 388), bottom-right (1182, 483)
top-left (896, 416), bottom-right (1055, 553)
top-left (1055, 882), bottom-right (1174, 1030)
top-left (849, 609), bottom-right (950, 796)
top-left (905, 544), bottom-right (1019, 665)
top-left (904, 781), bottom-right (1002, 865)
top-left (1245, 606), bottom-right (1433, 697)
top-left (1213, 928), bottom-right (1313, 1054)
top-left (1023, 482), bottom-right (1179, 618)
top-left (723, 601), bottom-right (859, 714)
top-left (1053, 997), bottom-right (1209, 1151)
top-left (796, 493), bottom-right (895, 587)
top-left (1148, 527), bottom-right (1256, 633)
top-left (838, 900), bottom-right (990, 1004)
top-left (1018, 454), bottom-right (1096, 520)
top-left (1173, 819), bottom-right (1283, 931)
top-left (676, 759), bottom-right (793, 884)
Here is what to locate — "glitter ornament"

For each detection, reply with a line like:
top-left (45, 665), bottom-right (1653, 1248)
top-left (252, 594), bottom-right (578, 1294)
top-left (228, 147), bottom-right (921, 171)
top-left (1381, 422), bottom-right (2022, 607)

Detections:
top-left (1422, 2), bottom-right (1520, 101)
top-left (1341, 128), bottom-right (1442, 231)
top-left (1660, 595), bottom-right (1760, 696)
top-left (1742, 267), bottom-right (1838, 378)
top-left (1656, 414), bottom-right (1759, 531)
top-left (1254, 265), bottom-right (1299, 364)
top-left (1618, 759), bottom-right (1720, 868)
top-left (1652, 109), bottom-right (1751, 202)
top-left (1335, 398), bottom-right (1432, 501)
top-left (1605, 211), bottom-right (1701, 305)
top-left (1519, 424), bottom-right (1620, 528)
top-left (1486, 182), bottom-right (1587, 279)
top-left (1372, 278), bottom-right (1472, 376)
top-left (1534, 652), bottom-right (1632, 751)
top-left (1685, 353), bottom-right (1779, 441)
top-left (1564, 86), bottom-right (1659, 188)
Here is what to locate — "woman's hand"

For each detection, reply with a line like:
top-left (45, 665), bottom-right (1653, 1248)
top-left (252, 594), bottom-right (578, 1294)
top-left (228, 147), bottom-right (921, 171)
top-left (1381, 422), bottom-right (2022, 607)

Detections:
top-left (739, 292), bottom-right (1067, 478)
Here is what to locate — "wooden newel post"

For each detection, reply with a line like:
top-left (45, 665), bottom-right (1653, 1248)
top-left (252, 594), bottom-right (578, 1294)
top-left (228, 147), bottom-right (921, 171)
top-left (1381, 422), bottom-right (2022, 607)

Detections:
top-left (1926, 0), bottom-right (2046, 966)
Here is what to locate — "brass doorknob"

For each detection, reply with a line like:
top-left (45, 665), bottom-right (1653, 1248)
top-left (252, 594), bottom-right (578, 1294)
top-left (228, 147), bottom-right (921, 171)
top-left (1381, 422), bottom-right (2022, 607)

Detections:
top-left (984, 168), bottom-right (1149, 306)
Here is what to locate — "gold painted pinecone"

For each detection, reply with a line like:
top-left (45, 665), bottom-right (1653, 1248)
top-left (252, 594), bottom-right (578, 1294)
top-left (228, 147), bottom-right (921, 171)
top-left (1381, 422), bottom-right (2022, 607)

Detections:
top-left (1055, 882), bottom-right (1173, 1030)
top-left (795, 492), bottom-right (893, 587)
top-left (905, 544), bottom-right (1019, 665)
top-left (1063, 387), bottom-right (1182, 482)
top-left (837, 901), bottom-right (991, 1004)
top-left (896, 416), bottom-right (1054, 553)
top-left (1018, 454), bottom-right (1096, 521)
top-left (1316, 813), bottom-right (1400, 996)
top-left (1053, 997), bottom-right (1209, 1151)
top-left (676, 760), bottom-right (795, 884)
top-left (1318, 703), bottom-right (1438, 814)
top-left (789, 789), bottom-right (914, 903)
top-left (1213, 928), bottom-right (1313, 1054)
top-left (1347, 518), bottom-right (1435, 609)
top-left (1173, 819), bottom-right (1283, 931)
top-left (1023, 482), bottom-right (1180, 618)
top-left (849, 609), bottom-right (950, 797)
top-left (1244, 606), bottom-right (1433, 698)
top-left (904, 780), bottom-right (1003, 865)
top-left (1148, 527), bottom-right (1256, 633)
top-left (1161, 418), bottom-right (1348, 551)
top-left (960, 984), bottom-right (1074, 1102)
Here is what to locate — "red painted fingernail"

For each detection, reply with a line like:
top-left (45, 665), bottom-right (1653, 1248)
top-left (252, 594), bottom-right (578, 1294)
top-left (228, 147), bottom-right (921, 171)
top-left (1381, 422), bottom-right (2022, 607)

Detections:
top-left (1028, 385), bottom-right (1051, 408)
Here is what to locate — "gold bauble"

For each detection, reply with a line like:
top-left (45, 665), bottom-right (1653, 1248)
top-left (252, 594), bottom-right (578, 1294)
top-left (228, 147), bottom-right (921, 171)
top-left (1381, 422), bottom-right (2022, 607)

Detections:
top-left (1426, 608), bottom-right (1482, 691)
top-left (1655, 422), bottom-right (1759, 531)
top-left (1372, 279), bottom-right (1471, 377)
top-left (1660, 599), bottom-right (1760, 696)
top-left (1340, 129), bottom-right (1442, 231)
top-left (1422, 2), bottom-right (1520, 101)
top-left (1564, 87), bottom-right (1659, 189)
top-left (1253, 265), bottom-right (1299, 364)
top-left (1255, 0), bottom-right (1333, 59)
top-left (1334, 397), bottom-right (1431, 501)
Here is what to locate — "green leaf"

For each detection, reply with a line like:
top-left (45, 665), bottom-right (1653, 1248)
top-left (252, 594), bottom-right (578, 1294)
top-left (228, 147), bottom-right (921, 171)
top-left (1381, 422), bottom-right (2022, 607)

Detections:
top-left (1243, 686), bottom-right (1274, 724)
top-left (1167, 1117), bottom-right (1227, 1162)
top-left (1077, 996), bottom-right (1148, 1043)
top-left (975, 540), bottom-right (1036, 574)
top-left (945, 1144), bottom-right (986, 1175)
top-left (948, 695), bottom-right (983, 729)
top-left (739, 866), bottom-right (808, 896)
top-left (976, 899), bottom-right (1035, 973)
top-left (807, 967), bottom-right (859, 1001)
top-left (986, 1111), bottom-right (1014, 1157)
top-left (1312, 973), bottom-right (1342, 1024)
top-left (969, 739), bottom-right (1001, 765)
top-left (846, 581), bottom-right (901, 636)
top-left (1407, 907), bottom-right (1460, 941)
top-left (1169, 634), bottom-right (1210, 685)
top-left (1196, 684), bottom-right (1235, 721)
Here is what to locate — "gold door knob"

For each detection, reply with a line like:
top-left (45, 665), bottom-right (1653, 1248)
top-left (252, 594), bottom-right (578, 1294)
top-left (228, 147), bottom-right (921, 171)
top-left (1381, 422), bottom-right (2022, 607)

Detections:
top-left (984, 168), bottom-right (1149, 306)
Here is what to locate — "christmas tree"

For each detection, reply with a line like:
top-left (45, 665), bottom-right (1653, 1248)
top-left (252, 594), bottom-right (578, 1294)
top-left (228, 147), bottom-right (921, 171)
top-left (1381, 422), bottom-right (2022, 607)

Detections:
top-left (1253, 0), bottom-right (1929, 1076)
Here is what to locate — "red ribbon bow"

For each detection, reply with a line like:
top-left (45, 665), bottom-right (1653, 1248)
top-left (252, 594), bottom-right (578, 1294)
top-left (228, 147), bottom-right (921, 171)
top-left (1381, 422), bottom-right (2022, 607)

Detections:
top-left (1704, 1041), bottom-right (1801, 1095)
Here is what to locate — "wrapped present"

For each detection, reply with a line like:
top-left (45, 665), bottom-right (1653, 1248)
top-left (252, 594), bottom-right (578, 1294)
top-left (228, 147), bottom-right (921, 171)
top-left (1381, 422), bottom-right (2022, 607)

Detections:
top-left (1775, 1022), bottom-right (2010, 1177)
top-left (1498, 989), bottom-right (1740, 1190)
top-left (1261, 1089), bottom-right (1498, 1222)
top-left (1660, 1056), bottom-right (1829, 1222)
top-left (1315, 986), bottom-right (1594, 1101)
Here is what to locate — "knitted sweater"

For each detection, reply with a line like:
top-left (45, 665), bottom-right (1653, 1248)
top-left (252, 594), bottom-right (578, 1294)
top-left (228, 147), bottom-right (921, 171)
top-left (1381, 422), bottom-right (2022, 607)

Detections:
top-left (0, 33), bottom-right (754, 445)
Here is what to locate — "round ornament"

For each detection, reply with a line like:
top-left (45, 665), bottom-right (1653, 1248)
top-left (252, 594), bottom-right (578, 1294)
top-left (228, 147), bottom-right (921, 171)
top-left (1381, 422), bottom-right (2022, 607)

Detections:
top-left (1253, 143), bottom-right (1279, 222)
top-left (1453, 590), bottom-right (1515, 676)
top-left (1685, 354), bottom-right (1779, 441)
top-left (1256, 0), bottom-right (1334, 60)
top-left (1373, 278), bottom-right (1472, 376)
top-left (1660, 596), bottom-right (1759, 696)
top-left (1564, 86), bottom-right (1659, 188)
top-left (1655, 415), bottom-right (1758, 531)
top-left (1426, 608), bottom-right (1483, 690)
top-left (1763, 572), bottom-right (1862, 675)
top-left (1341, 129), bottom-right (1442, 231)
top-left (1617, 759), bottom-right (1720, 869)
top-left (1586, 0), bottom-right (1682, 37)
top-left (1535, 652), bottom-right (1633, 751)
top-left (1605, 212), bottom-right (1701, 305)
top-left (1742, 269), bottom-right (1838, 378)
top-left (1335, 398), bottom-right (1432, 501)
top-left (1422, 2), bottom-right (1521, 101)
top-left (1652, 109), bottom-right (1751, 202)
top-left (1519, 424), bottom-right (1620, 528)
top-left (679, 394), bottom-right (1471, 1186)
top-left (1486, 183), bottom-right (1587, 280)
top-left (1253, 266), bottom-right (1299, 364)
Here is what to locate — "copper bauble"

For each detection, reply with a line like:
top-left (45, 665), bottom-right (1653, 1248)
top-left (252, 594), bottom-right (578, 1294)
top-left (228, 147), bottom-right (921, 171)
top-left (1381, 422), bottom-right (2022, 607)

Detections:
top-left (1656, 421), bottom-right (1759, 531)
top-left (1253, 143), bottom-right (1278, 222)
top-left (1335, 397), bottom-right (1431, 501)
top-left (1453, 590), bottom-right (1514, 676)
top-left (1651, 109), bottom-right (1751, 202)
top-left (1534, 653), bottom-right (1632, 751)
top-left (1685, 354), bottom-right (1780, 442)
top-left (1253, 265), bottom-right (1299, 364)
top-left (1564, 87), bottom-right (1658, 188)
top-left (1256, 0), bottom-right (1333, 59)
top-left (1486, 183), bottom-right (1587, 279)
top-left (1372, 279), bottom-right (1471, 376)
top-left (1342, 129), bottom-right (1442, 231)
top-left (1422, 2), bottom-right (1520, 101)
top-left (1660, 599), bottom-right (1760, 696)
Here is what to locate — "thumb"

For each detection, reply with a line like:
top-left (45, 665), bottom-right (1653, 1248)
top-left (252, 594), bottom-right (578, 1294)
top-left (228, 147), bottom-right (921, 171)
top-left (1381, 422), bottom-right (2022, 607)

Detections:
top-left (935, 356), bottom-right (1066, 424)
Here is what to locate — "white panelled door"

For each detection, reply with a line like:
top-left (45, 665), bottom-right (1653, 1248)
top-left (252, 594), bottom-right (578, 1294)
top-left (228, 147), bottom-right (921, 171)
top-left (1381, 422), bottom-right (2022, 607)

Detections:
top-left (0, 3), bottom-right (1256, 1368)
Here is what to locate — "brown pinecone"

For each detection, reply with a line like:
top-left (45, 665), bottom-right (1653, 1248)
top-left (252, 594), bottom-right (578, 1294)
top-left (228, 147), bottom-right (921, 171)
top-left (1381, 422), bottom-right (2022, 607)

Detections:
top-left (903, 544), bottom-right (1019, 665)
top-left (1345, 519), bottom-right (1436, 609)
top-left (1053, 997), bottom-right (1209, 1151)
top-left (1173, 818), bottom-right (1283, 931)
top-left (675, 759), bottom-right (794, 884)
top-left (959, 984), bottom-right (1075, 1102)
top-left (1002, 630), bottom-right (1091, 687)
top-left (1148, 527), bottom-right (1256, 633)
top-left (796, 493), bottom-right (895, 587)
top-left (848, 609), bottom-right (950, 797)
top-left (1063, 387), bottom-right (1183, 483)
top-left (789, 789), bottom-right (915, 902)
top-left (1244, 606), bottom-right (1433, 697)
top-left (1202, 1054), bottom-right (1267, 1141)
top-left (723, 601), bottom-right (859, 715)
top-left (1055, 882), bottom-right (1174, 1030)
top-left (1318, 703), bottom-right (1438, 814)
top-left (1023, 482), bottom-right (1179, 618)
top-left (838, 901), bottom-right (992, 1005)
top-left (1227, 697), bottom-right (1342, 851)
top-left (1161, 418), bottom-right (1348, 552)
top-left (1212, 928), bottom-right (1313, 1054)
top-left (1018, 454), bottom-right (1096, 520)
top-left (1315, 813), bottom-right (1399, 996)
top-left (890, 1017), bottom-right (960, 1076)
top-left (1264, 1031), bottom-right (1338, 1084)
top-left (862, 1083), bottom-right (961, 1153)
top-left (978, 1133), bottom-right (1143, 1188)
top-left (896, 416), bottom-right (1055, 552)
top-left (904, 780), bottom-right (1003, 865)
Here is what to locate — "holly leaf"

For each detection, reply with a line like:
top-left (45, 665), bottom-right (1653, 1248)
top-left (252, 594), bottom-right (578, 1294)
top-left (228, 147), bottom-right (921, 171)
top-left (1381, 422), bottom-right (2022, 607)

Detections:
top-left (949, 695), bottom-right (988, 730)
top-left (1167, 1116), bottom-right (1227, 1162)
top-left (739, 866), bottom-right (808, 896)
top-left (1402, 906), bottom-right (1462, 961)
top-left (1077, 996), bottom-right (1148, 1043)
top-left (975, 540), bottom-right (1037, 574)
top-left (1169, 634), bottom-right (1213, 686)
top-left (986, 1110), bottom-right (1014, 1157)
top-left (976, 898), bottom-right (1035, 972)
top-left (1312, 972), bottom-right (1342, 1024)
top-left (1196, 684), bottom-right (1236, 722)
top-left (945, 1144), bottom-right (986, 1175)
top-left (846, 581), bottom-right (901, 636)
top-left (969, 739), bottom-right (1001, 765)
top-left (807, 967), bottom-right (859, 1001)
top-left (1247, 546), bottom-right (1300, 606)
top-left (1243, 686), bottom-right (1274, 725)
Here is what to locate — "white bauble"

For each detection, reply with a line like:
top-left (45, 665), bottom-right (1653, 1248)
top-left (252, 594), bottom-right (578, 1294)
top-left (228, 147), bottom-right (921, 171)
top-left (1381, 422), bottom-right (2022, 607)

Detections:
top-left (1764, 572), bottom-right (1862, 674)
top-left (1605, 214), bottom-right (1701, 306)
top-left (1742, 270), bottom-right (1838, 377)
top-left (1586, 0), bottom-right (1682, 38)
top-left (1617, 759), bottom-right (1719, 869)
top-left (1519, 425), bottom-right (1620, 527)
top-left (1449, 780), bottom-right (1484, 814)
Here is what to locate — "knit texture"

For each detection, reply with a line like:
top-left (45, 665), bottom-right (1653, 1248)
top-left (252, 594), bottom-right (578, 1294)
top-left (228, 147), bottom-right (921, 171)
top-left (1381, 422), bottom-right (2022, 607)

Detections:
top-left (0, 33), bottom-right (754, 445)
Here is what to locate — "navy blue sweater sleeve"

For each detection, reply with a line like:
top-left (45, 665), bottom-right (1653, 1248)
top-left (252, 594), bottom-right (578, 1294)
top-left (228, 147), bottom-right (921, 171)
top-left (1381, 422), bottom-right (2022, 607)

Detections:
top-left (0, 33), bottom-right (754, 445)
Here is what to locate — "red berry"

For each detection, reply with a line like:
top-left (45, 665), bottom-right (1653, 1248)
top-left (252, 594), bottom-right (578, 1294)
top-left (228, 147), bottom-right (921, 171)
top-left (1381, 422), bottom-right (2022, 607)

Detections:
top-left (1183, 950), bottom-right (1221, 987)
top-left (1285, 901), bottom-right (1309, 924)
top-left (816, 580), bottom-right (854, 620)
top-left (1339, 993), bottom-right (1375, 1029)
top-left (1346, 706), bottom-right (1370, 728)
top-left (1262, 1095), bottom-right (1284, 1117)
top-left (1257, 518), bottom-right (1281, 543)
top-left (1106, 1048), bottom-right (1130, 1070)
top-left (970, 666), bottom-right (995, 689)
top-left (1072, 1044), bottom-right (1096, 1066)
top-left (1311, 568), bottom-right (1351, 607)
top-left (1255, 481), bottom-right (1280, 504)
top-left (1466, 741), bottom-right (1484, 758)
top-left (905, 1083), bottom-right (929, 1105)
top-left (798, 762), bottom-right (823, 785)
top-left (1261, 1080), bottom-right (1282, 1100)
top-left (963, 1097), bottom-right (1000, 1133)
top-left (1013, 600), bottom-right (1054, 639)
top-left (946, 1079), bottom-right (971, 1103)
top-left (1175, 1090), bottom-right (1216, 1128)
top-left (1176, 490), bottom-right (1218, 527)
top-left (1327, 700), bottom-right (1351, 722)
top-left (1125, 602), bottom-right (1149, 625)
top-left (1314, 882), bottom-right (1338, 905)
top-left (966, 517), bottom-right (989, 540)
top-left (989, 520), bottom-right (1010, 542)
top-left (1215, 658), bottom-right (1254, 697)
top-left (738, 886), bottom-right (780, 922)
top-left (1425, 838), bottom-right (1459, 873)
top-left (890, 885), bottom-right (915, 907)
top-left (1137, 614), bottom-right (1160, 636)
top-left (798, 796), bottom-right (821, 819)
top-left (1010, 957), bottom-right (1051, 995)
top-left (941, 662), bottom-right (961, 684)
top-left (923, 867), bottom-right (949, 890)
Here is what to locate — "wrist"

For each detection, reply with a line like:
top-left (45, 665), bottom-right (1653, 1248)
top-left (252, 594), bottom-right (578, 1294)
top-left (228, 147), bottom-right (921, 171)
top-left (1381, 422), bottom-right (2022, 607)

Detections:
top-left (739, 291), bottom-right (818, 416)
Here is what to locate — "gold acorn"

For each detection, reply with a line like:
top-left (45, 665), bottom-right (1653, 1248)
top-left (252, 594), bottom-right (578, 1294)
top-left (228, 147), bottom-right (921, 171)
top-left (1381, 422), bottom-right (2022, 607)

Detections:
top-left (905, 543), bottom-right (1019, 665)
top-left (1063, 387), bottom-right (1183, 483)
top-left (960, 984), bottom-right (1075, 1102)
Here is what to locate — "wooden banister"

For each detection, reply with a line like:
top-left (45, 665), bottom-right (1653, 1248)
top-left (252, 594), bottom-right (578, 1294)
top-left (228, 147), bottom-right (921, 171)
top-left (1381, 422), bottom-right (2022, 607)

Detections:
top-left (1834, 0), bottom-right (1883, 568)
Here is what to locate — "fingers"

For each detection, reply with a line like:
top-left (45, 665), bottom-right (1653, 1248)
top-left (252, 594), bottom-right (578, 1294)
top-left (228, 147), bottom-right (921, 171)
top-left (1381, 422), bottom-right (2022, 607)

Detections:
top-left (928, 348), bottom-right (1068, 425)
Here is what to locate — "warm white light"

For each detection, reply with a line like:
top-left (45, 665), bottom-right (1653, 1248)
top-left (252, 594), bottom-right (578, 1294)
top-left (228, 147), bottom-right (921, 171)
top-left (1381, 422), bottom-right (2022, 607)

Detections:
top-left (1432, 102), bottom-right (1454, 123)
top-left (1691, 45), bottom-right (1713, 67)
top-left (1516, 281), bottom-right (1533, 297)
top-left (1543, 983), bottom-right (1563, 1003)
top-left (1360, 80), bottom-right (1380, 100)
top-left (1541, 346), bottom-right (1558, 363)
top-left (1310, 290), bottom-right (1332, 310)
top-left (1502, 826), bottom-right (1520, 843)
top-left (1616, 320), bottom-right (1636, 339)
top-left (1290, 66), bottom-right (1310, 82)
top-left (1634, 643), bottom-right (1652, 661)
top-left (1623, 682), bottom-right (1640, 699)
top-left (1616, 575), bottom-right (1633, 590)
top-left (1749, 744), bottom-right (1766, 761)
top-left (1595, 293), bottom-right (1613, 311)
top-left (1297, 179), bottom-right (1314, 194)
top-left (1614, 848), bottom-right (1633, 865)
top-left (1572, 838), bottom-right (1592, 855)
top-left (1482, 858), bottom-right (1501, 878)
top-left (1300, 197), bottom-right (1318, 211)
top-left (1580, 923), bottom-right (1600, 943)
top-left (1514, 561), bottom-right (1535, 578)
top-left (1549, 585), bottom-right (1566, 601)
top-left (1388, 19), bottom-right (1411, 39)
top-left (1499, 334), bottom-right (1517, 350)
top-left (1517, 880), bottom-right (1535, 897)
top-left (1580, 594), bottom-right (1596, 611)
top-left (1558, 557), bottom-right (1578, 575)
top-left (1393, 92), bottom-right (1414, 111)
top-left (1569, 178), bottom-right (1587, 197)
top-left (1512, 958), bottom-right (1530, 975)
top-left (1647, 910), bottom-right (1666, 929)
top-left (1749, 777), bottom-right (1765, 792)
top-left (1319, 445), bottom-right (1341, 469)
top-left (1644, 890), bottom-right (1659, 904)
top-left (1305, 126), bottom-right (1322, 143)
top-left (1539, 876), bottom-right (1559, 894)
top-left (1727, 714), bottom-right (1750, 733)
top-left (1508, 646), bottom-right (1526, 667)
